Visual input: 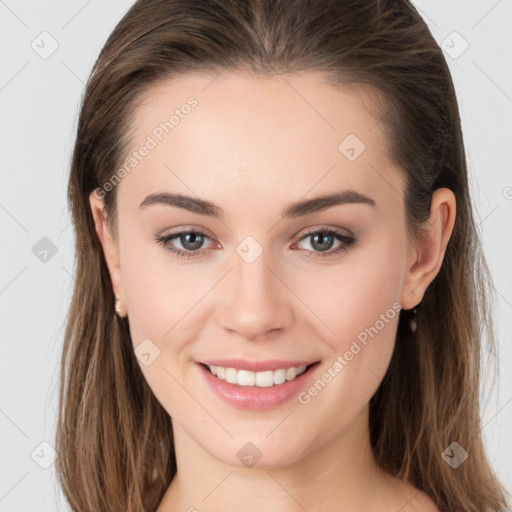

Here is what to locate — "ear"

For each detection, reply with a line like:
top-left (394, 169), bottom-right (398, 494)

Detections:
top-left (89, 191), bottom-right (126, 315)
top-left (401, 188), bottom-right (456, 310)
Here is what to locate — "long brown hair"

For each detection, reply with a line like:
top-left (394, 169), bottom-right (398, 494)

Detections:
top-left (56, 1), bottom-right (509, 510)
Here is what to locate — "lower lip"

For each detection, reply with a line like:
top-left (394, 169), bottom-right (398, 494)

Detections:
top-left (197, 362), bottom-right (320, 410)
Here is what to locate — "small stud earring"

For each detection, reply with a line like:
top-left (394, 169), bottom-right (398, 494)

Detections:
top-left (114, 294), bottom-right (122, 316)
top-left (409, 307), bottom-right (418, 333)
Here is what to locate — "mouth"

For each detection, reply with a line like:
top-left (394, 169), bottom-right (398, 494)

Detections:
top-left (196, 360), bottom-right (321, 410)
top-left (201, 362), bottom-right (316, 387)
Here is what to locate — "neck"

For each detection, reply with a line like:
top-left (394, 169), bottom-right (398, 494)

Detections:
top-left (158, 406), bottom-right (400, 512)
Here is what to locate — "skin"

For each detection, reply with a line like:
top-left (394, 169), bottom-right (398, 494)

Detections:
top-left (89, 70), bottom-right (455, 511)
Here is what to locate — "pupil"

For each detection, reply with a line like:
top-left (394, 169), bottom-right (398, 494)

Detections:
top-left (312, 233), bottom-right (333, 251)
top-left (182, 233), bottom-right (203, 250)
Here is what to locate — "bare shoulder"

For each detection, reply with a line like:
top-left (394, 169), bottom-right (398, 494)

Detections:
top-left (397, 479), bottom-right (441, 512)
top-left (406, 491), bottom-right (441, 512)
top-left (384, 474), bottom-right (440, 512)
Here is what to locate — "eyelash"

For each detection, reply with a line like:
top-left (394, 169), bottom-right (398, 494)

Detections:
top-left (155, 227), bottom-right (356, 261)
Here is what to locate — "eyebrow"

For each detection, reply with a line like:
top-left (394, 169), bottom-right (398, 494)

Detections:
top-left (139, 189), bottom-right (376, 218)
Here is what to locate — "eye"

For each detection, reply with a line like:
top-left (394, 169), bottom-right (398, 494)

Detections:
top-left (293, 228), bottom-right (356, 259)
top-left (155, 227), bottom-right (357, 260)
top-left (155, 229), bottom-right (214, 260)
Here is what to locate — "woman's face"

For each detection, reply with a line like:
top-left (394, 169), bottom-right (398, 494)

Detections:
top-left (93, 71), bottom-right (421, 467)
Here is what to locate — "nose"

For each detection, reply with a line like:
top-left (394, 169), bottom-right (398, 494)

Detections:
top-left (217, 248), bottom-right (294, 342)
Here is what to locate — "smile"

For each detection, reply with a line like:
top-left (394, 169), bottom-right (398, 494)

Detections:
top-left (197, 360), bottom-right (321, 410)
top-left (206, 364), bottom-right (307, 387)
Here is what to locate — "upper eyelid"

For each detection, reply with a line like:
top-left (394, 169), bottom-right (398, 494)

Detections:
top-left (161, 224), bottom-right (354, 240)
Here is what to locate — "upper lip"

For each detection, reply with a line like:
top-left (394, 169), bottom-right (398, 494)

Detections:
top-left (198, 359), bottom-right (319, 372)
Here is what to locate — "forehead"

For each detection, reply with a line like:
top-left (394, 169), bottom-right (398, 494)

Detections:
top-left (117, 70), bottom-right (402, 219)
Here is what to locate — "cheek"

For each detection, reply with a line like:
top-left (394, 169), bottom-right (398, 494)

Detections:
top-left (292, 232), bottom-right (407, 423)
top-left (119, 253), bottom-right (205, 417)
top-left (118, 218), bottom-right (210, 342)
top-left (117, 223), bottom-right (234, 418)
top-left (296, 230), bottom-right (406, 349)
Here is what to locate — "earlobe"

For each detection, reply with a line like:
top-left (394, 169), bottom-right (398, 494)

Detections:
top-left (401, 188), bottom-right (456, 310)
top-left (88, 192), bottom-right (125, 309)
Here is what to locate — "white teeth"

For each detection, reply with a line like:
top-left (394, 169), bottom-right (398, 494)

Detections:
top-left (285, 367), bottom-right (296, 381)
top-left (273, 368), bottom-right (286, 385)
top-left (207, 364), bottom-right (309, 387)
top-left (237, 370), bottom-right (256, 386)
top-left (255, 370), bottom-right (274, 387)
top-left (225, 367), bottom-right (237, 384)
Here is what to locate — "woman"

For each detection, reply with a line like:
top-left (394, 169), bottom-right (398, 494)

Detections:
top-left (56, 0), bottom-right (509, 510)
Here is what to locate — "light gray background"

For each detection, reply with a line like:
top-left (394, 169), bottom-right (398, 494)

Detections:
top-left (1, 1), bottom-right (511, 510)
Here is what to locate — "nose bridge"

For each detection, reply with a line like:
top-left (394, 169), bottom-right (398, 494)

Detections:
top-left (218, 239), bottom-right (294, 340)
